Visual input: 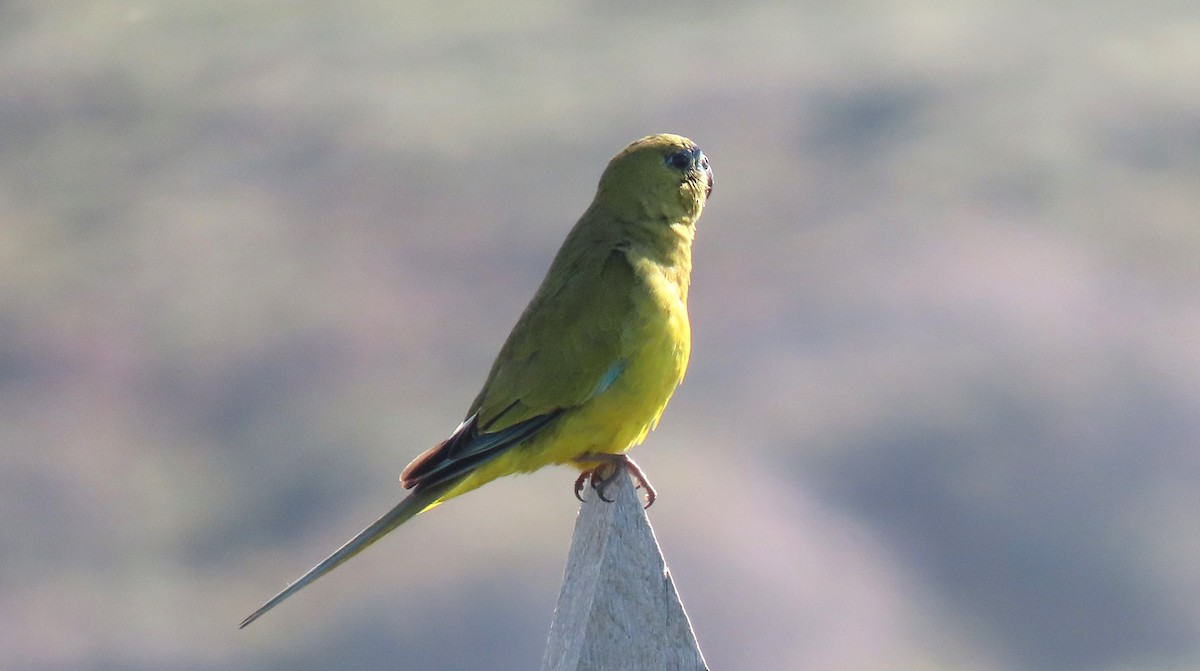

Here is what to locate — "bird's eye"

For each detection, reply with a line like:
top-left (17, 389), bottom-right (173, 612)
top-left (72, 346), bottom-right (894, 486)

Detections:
top-left (665, 150), bottom-right (692, 170)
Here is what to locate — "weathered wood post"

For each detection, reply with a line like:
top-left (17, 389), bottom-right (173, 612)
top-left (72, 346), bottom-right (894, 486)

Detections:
top-left (540, 470), bottom-right (709, 671)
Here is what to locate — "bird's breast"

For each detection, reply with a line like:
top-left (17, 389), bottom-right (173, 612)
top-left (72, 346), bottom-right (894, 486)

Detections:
top-left (601, 256), bottom-right (691, 438)
top-left (535, 248), bottom-right (693, 464)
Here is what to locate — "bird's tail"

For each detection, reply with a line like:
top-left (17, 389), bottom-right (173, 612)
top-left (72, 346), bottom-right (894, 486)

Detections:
top-left (239, 479), bottom-right (456, 628)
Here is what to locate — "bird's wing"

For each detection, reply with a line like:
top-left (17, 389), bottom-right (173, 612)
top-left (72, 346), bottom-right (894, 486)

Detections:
top-left (401, 242), bottom-right (635, 489)
top-left (475, 242), bottom-right (635, 423)
top-left (399, 408), bottom-right (562, 489)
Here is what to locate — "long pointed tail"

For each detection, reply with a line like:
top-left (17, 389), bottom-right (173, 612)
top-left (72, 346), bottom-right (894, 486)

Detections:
top-left (239, 480), bottom-right (455, 628)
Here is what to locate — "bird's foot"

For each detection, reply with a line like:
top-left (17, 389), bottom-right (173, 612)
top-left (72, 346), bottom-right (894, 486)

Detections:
top-left (573, 453), bottom-right (656, 508)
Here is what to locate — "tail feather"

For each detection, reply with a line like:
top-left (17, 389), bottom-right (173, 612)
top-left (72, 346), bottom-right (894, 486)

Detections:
top-left (239, 480), bottom-right (455, 628)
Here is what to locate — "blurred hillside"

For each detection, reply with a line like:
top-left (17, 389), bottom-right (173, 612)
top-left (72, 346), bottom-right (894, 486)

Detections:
top-left (2, 2), bottom-right (1198, 670)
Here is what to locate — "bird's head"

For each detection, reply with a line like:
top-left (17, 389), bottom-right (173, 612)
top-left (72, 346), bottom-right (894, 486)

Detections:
top-left (594, 134), bottom-right (713, 226)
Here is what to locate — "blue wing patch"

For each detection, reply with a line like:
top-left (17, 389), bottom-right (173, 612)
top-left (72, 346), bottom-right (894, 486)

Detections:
top-left (592, 359), bottom-right (627, 398)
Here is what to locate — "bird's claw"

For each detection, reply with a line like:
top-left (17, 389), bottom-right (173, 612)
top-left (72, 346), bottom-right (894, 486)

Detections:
top-left (593, 469), bottom-right (616, 503)
top-left (572, 453), bottom-right (656, 508)
top-left (573, 471), bottom-right (588, 502)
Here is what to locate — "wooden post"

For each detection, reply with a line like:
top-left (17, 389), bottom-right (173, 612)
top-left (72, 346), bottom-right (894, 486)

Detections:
top-left (540, 470), bottom-right (709, 671)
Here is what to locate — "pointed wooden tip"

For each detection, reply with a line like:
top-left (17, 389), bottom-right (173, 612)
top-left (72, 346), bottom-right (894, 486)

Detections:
top-left (541, 470), bottom-right (708, 671)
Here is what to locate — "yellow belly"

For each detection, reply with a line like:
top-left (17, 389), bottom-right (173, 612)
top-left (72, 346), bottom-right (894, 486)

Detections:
top-left (431, 242), bottom-right (693, 505)
top-left (443, 288), bottom-right (689, 498)
top-left (512, 300), bottom-right (688, 469)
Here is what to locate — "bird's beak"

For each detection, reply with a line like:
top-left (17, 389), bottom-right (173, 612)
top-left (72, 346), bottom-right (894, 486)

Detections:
top-left (701, 154), bottom-right (713, 198)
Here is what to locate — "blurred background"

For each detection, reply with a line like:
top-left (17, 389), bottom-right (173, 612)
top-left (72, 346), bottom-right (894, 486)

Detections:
top-left (2, 1), bottom-right (1198, 670)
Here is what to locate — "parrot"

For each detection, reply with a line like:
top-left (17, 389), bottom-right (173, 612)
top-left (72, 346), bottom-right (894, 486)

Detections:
top-left (240, 133), bottom-right (713, 628)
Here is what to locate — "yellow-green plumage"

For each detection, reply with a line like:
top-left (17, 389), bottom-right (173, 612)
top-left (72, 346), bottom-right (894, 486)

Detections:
top-left (240, 134), bottom-right (712, 628)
